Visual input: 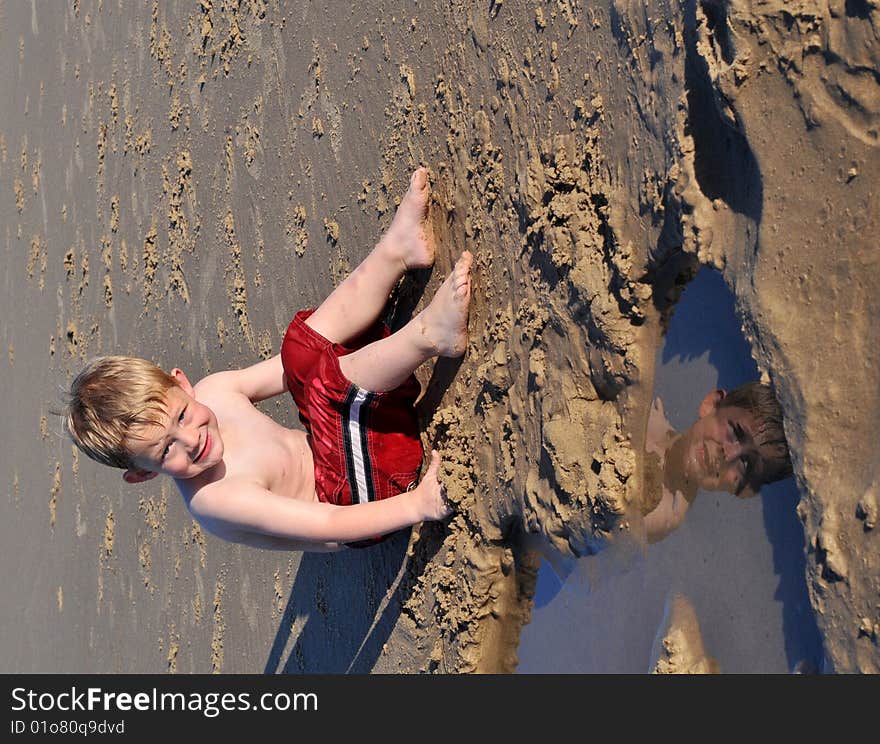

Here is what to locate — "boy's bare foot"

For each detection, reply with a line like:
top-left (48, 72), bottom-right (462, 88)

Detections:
top-left (418, 251), bottom-right (472, 357)
top-left (383, 167), bottom-right (435, 271)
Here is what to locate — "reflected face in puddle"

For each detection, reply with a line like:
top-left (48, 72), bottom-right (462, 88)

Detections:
top-left (681, 390), bottom-right (782, 497)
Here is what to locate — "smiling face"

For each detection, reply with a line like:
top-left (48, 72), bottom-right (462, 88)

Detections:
top-left (682, 405), bottom-right (760, 494)
top-left (680, 391), bottom-right (789, 496)
top-left (124, 374), bottom-right (224, 482)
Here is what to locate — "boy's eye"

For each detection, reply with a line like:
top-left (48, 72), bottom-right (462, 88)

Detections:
top-left (178, 407), bottom-right (186, 424)
top-left (739, 454), bottom-right (752, 480)
top-left (162, 443), bottom-right (171, 460)
top-left (731, 422), bottom-right (746, 442)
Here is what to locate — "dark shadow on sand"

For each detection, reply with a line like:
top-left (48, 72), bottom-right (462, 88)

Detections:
top-left (760, 477), bottom-right (825, 668)
top-left (264, 520), bottom-right (451, 674)
top-left (681, 0), bottom-right (763, 223)
top-left (264, 530), bottom-right (409, 674)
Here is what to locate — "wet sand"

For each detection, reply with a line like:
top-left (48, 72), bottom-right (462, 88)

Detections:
top-left (517, 269), bottom-right (823, 673)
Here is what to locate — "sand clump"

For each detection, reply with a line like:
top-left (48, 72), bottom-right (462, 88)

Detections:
top-left (650, 593), bottom-right (719, 674)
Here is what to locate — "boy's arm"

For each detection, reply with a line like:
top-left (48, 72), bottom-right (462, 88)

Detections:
top-left (190, 476), bottom-right (442, 545)
top-left (198, 354), bottom-right (287, 403)
top-left (643, 489), bottom-right (691, 544)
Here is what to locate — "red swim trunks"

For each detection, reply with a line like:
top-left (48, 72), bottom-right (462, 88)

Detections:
top-left (280, 309), bottom-right (424, 548)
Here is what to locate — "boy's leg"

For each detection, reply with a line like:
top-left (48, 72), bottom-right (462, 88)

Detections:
top-left (305, 168), bottom-right (435, 346)
top-left (338, 251), bottom-right (472, 392)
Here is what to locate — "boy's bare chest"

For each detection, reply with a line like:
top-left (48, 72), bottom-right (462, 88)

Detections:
top-left (213, 402), bottom-right (316, 501)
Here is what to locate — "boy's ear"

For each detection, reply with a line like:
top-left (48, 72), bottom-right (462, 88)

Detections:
top-left (123, 468), bottom-right (158, 484)
top-left (698, 389), bottom-right (726, 418)
top-left (169, 368), bottom-right (194, 395)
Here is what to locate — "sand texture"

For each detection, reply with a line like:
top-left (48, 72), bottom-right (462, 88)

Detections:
top-left (0, 1), bottom-right (876, 672)
top-left (649, 593), bottom-right (719, 674)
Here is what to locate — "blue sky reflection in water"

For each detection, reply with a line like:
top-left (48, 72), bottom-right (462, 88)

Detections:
top-left (516, 267), bottom-right (823, 673)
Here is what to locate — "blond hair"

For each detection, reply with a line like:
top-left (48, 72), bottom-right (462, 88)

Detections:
top-left (63, 356), bottom-right (178, 470)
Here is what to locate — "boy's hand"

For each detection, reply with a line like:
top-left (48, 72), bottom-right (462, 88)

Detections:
top-left (417, 450), bottom-right (453, 521)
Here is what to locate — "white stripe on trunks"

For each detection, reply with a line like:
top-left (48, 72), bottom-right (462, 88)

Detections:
top-left (346, 387), bottom-right (371, 504)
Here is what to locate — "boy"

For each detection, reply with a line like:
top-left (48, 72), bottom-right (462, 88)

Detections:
top-left (65, 168), bottom-right (472, 551)
top-left (642, 381), bottom-right (793, 543)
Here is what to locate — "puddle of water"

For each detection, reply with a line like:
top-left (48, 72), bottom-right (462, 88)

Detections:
top-left (516, 268), bottom-right (823, 673)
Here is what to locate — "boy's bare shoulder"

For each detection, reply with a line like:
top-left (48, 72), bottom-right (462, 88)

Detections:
top-left (193, 355), bottom-right (287, 404)
top-left (192, 370), bottom-right (248, 400)
top-left (191, 372), bottom-right (263, 418)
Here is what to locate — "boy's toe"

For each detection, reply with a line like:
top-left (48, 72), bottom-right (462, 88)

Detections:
top-left (411, 167), bottom-right (427, 189)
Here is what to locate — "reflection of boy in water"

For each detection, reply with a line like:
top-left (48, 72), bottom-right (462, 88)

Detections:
top-left (642, 382), bottom-right (793, 544)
